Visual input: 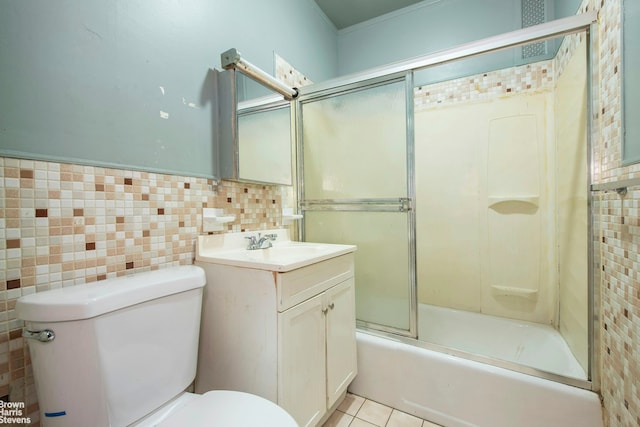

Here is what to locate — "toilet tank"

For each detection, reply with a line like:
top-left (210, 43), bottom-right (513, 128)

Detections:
top-left (15, 266), bottom-right (206, 427)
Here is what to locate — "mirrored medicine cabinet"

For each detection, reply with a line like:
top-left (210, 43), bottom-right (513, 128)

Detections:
top-left (216, 67), bottom-right (294, 185)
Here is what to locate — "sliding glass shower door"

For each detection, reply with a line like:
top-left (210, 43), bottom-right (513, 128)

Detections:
top-left (298, 75), bottom-right (416, 336)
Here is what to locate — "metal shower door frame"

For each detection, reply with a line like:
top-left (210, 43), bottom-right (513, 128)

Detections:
top-left (293, 11), bottom-right (599, 390)
top-left (295, 72), bottom-right (418, 339)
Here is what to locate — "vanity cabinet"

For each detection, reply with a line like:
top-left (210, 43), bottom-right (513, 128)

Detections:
top-left (195, 251), bottom-right (357, 427)
top-left (279, 277), bottom-right (356, 426)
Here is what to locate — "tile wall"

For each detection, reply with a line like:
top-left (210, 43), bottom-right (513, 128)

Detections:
top-left (591, 0), bottom-right (640, 424)
top-left (0, 160), bottom-right (288, 425)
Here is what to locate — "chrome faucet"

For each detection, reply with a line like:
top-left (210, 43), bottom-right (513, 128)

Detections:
top-left (245, 233), bottom-right (277, 250)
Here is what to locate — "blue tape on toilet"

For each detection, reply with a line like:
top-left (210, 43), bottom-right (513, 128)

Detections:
top-left (44, 411), bottom-right (66, 417)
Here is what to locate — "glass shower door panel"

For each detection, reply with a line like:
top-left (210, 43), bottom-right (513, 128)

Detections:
top-left (302, 81), bottom-right (407, 200)
top-left (305, 211), bottom-right (411, 331)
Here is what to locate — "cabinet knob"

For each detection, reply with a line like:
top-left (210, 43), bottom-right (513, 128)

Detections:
top-left (328, 302), bottom-right (335, 310)
top-left (322, 307), bottom-right (329, 314)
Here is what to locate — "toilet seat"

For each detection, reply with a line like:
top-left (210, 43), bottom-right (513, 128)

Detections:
top-left (157, 390), bottom-right (298, 427)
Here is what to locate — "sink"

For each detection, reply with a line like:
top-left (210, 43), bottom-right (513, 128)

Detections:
top-left (259, 242), bottom-right (325, 256)
top-left (196, 230), bottom-right (356, 272)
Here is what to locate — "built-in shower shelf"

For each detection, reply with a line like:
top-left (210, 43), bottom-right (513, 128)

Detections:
top-left (488, 196), bottom-right (539, 209)
top-left (491, 285), bottom-right (538, 299)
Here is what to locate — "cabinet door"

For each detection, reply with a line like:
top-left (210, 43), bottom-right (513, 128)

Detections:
top-left (325, 278), bottom-right (358, 408)
top-left (278, 293), bottom-right (326, 427)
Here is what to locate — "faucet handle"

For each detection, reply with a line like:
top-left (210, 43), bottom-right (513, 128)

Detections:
top-left (264, 233), bottom-right (277, 241)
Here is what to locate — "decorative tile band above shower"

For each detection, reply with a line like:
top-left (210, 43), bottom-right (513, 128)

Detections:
top-left (414, 60), bottom-right (555, 111)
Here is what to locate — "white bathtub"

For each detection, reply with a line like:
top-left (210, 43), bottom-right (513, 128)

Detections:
top-left (418, 304), bottom-right (587, 379)
top-left (349, 331), bottom-right (603, 427)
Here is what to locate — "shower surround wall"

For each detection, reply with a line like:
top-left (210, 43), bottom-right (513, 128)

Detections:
top-left (414, 32), bottom-right (589, 375)
top-left (414, 63), bottom-right (558, 326)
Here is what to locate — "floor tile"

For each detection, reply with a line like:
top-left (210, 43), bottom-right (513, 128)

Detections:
top-left (338, 393), bottom-right (366, 416)
top-left (387, 409), bottom-right (424, 427)
top-left (356, 400), bottom-right (393, 426)
top-left (322, 410), bottom-right (353, 427)
top-left (350, 418), bottom-right (379, 427)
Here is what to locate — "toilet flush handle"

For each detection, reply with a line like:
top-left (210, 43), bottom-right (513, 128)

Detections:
top-left (23, 329), bottom-right (55, 343)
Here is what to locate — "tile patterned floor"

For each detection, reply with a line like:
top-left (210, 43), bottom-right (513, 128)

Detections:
top-left (322, 393), bottom-right (442, 427)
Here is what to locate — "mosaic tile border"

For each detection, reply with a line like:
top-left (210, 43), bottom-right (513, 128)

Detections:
top-left (414, 60), bottom-right (555, 111)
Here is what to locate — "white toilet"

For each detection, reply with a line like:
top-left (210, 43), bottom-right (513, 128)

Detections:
top-left (15, 265), bottom-right (298, 427)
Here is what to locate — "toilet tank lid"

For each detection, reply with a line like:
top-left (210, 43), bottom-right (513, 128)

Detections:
top-left (15, 266), bottom-right (206, 322)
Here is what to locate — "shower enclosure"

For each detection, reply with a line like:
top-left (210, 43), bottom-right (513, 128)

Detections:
top-left (296, 13), bottom-right (596, 389)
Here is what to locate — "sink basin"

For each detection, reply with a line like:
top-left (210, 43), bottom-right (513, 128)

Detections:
top-left (257, 242), bottom-right (325, 257)
top-left (196, 231), bottom-right (356, 272)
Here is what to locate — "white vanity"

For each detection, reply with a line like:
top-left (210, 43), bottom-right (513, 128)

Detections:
top-left (194, 229), bottom-right (357, 427)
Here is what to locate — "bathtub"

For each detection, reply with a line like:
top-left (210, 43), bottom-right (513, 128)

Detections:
top-left (418, 304), bottom-right (587, 379)
top-left (349, 330), bottom-right (603, 427)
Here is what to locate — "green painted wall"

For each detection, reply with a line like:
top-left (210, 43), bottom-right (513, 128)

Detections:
top-left (0, 0), bottom-right (337, 178)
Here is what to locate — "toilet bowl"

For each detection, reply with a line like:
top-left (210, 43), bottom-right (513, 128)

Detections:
top-left (15, 266), bottom-right (298, 427)
top-left (134, 391), bottom-right (297, 427)
top-left (140, 390), bottom-right (298, 427)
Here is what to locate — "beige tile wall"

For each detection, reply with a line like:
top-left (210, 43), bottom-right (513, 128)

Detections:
top-left (0, 157), bottom-right (287, 425)
top-left (591, 0), bottom-right (640, 424)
